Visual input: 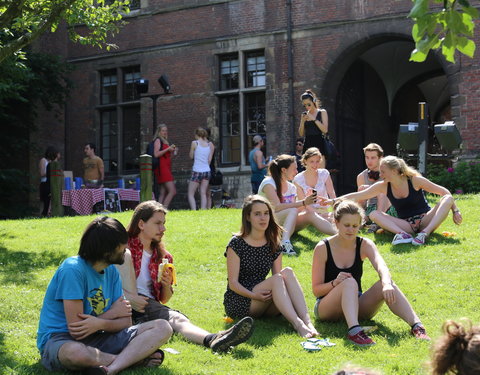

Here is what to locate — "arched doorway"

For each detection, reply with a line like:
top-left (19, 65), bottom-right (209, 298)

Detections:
top-left (323, 36), bottom-right (450, 194)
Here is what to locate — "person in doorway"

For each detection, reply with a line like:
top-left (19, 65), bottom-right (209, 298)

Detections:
top-left (37, 216), bottom-right (172, 374)
top-left (116, 200), bottom-right (254, 353)
top-left (83, 143), bottom-right (104, 189)
top-left (292, 137), bottom-right (305, 173)
top-left (249, 134), bottom-right (268, 194)
top-left (39, 146), bottom-right (58, 217)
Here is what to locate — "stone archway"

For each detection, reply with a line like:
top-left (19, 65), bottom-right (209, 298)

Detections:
top-left (322, 35), bottom-right (451, 194)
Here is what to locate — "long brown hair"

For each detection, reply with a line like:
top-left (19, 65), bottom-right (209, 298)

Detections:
top-left (127, 200), bottom-right (168, 253)
top-left (431, 320), bottom-right (480, 375)
top-left (301, 147), bottom-right (323, 167)
top-left (268, 154), bottom-right (296, 202)
top-left (300, 89), bottom-right (322, 108)
top-left (237, 195), bottom-right (283, 253)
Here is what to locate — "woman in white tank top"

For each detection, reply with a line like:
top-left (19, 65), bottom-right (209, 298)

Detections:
top-left (188, 127), bottom-right (214, 210)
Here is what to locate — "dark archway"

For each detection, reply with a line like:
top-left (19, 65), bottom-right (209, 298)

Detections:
top-left (322, 35), bottom-right (449, 194)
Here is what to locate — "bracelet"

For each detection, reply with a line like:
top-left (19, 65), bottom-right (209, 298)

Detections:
top-left (331, 280), bottom-right (335, 287)
top-left (302, 200), bottom-right (306, 207)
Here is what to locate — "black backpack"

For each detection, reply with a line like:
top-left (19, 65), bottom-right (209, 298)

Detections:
top-left (146, 138), bottom-right (162, 170)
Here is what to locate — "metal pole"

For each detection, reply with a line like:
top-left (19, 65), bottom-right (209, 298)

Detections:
top-left (151, 94), bottom-right (160, 133)
top-left (418, 102), bottom-right (428, 176)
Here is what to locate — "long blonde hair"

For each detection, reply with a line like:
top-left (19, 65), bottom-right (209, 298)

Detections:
top-left (380, 155), bottom-right (420, 178)
top-left (154, 124), bottom-right (169, 144)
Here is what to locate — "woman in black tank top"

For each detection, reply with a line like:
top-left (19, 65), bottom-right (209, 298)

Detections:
top-left (311, 200), bottom-right (430, 346)
top-left (320, 156), bottom-right (462, 246)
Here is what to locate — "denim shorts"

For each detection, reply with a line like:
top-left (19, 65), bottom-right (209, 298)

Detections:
top-left (190, 171), bottom-right (210, 182)
top-left (40, 326), bottom-right (139, 372)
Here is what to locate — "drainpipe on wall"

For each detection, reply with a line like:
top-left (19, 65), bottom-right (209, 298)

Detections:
top-left (286, 0), bottom-right (295, 152)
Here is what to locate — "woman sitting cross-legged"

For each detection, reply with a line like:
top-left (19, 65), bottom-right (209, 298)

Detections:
top-left (258, 154), bottom-right (336, 256)
top-left (312, 199), bottom-right (430, 346)
top-left (320, 155), bottom-right (462, 246)
top-left (293, 147), bottom-right (336, 219)
top-left (116, 200), bottom-right (254, 353)
top-left (224, 195), bottom-right (318, 338)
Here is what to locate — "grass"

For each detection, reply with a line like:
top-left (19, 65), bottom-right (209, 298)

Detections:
top-left (0, 194), bottom-right (479, 374)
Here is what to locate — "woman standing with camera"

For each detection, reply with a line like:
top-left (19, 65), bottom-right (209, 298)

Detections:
top-left (298, 89), bottom-right (328, 168)
top-left (153, 124), bottom-right (177, 208)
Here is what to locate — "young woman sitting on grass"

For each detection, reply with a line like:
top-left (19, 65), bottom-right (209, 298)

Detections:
top-left (224, 195), bottom-right (318, 338)
top-left (311, 199), bottom-right (430, 346)
top-left (431, 320), bottom-right (480, 375)
top-left (320, 155), bottom-right (462, 246)
top-left (258, 154), bottom-right (336, 256)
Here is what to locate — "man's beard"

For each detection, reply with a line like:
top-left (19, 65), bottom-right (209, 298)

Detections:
top-left (104, 250), bottom-right (125, 265)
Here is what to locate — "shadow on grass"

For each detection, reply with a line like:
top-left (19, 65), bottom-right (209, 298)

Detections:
top-left (246, 316), bottom-right (301, 348)
top-left (0, 242), bottom-right (69, 286)
top-left (389, 232), bottom-right (461, 254)
top-left (293, 228), bottom-right (330, 255)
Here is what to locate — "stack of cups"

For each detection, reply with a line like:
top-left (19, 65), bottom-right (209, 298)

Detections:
top-left (64, 177), bottom-right (72, 190)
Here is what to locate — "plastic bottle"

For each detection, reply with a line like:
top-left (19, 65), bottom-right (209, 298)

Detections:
top-left (158, 258), bottom-right (177, 285)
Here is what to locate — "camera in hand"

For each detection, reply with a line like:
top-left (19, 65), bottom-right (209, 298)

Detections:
top-left (302, 111), bottom-right (308, 116)
top-left (312, 189), bottom-right (317, 196)
top-left (367, 170), bottom-right (380, 181)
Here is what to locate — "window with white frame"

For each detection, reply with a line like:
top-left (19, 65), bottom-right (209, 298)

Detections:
top-left (98, 66), bottom-right (141, 174)
top-left (217, 50), bottom-right (266, 166)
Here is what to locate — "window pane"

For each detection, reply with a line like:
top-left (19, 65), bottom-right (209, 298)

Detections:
top-left (101, 110), bottom-right (118, 173)
top-left (245, 92), bottom-right (266, 155)
top-left (101, 70), bottom-right (117, 105)
top-left (123, 66), bottom-right (141, 102)
top-left (220, 55), bottom-right (239, 90)
top-left (123, 106), bottom-right (140, 172)
top-left (220, 96), bottom-right (240, 164)
top-left (246, 51), bottom-right (265, 87)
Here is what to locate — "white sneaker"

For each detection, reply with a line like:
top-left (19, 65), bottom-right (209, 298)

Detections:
top-left (412, 232), bottom-right (428, 246)
top-left (391, 232), bottom-right (413, 245)
top-left (281, 240), bottom-right (297, 256)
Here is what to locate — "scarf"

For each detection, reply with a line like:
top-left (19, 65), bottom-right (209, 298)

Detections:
top-left (128, 236), bottom-right (173, 302)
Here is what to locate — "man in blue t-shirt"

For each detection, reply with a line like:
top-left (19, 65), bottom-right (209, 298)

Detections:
top-left (249, 135), bottom-right (268, 194)
top-left (37, 217), bottom-right (172, 374)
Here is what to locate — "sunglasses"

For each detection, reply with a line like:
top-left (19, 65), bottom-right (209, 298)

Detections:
top-left (296, 143), bottom-right (303, 146)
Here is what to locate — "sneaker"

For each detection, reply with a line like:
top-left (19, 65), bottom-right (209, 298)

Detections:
top-left (281, 240), bottom-right (297, 256)
top-left (411, 324), bottom-right (431, 340)
top-left (347, 329), bottom-right (376, 346)
top-left (210, 316), bottom-right (254, 352)
top-left (392, 232), bottom-right (413, 245)
top-left (412, 232), bottom-right (428, 246)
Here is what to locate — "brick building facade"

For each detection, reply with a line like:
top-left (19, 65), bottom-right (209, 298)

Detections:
top-left (31, 0), bottom-right (480, 209)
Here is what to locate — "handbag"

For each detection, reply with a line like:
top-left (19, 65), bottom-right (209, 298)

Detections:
top-left (322, 133), bottom-right (341, 172)
top-left (210, 169), bottom-right (223, 186)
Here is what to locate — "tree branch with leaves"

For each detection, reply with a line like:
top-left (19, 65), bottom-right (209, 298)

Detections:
top-left (409, 0), bottom-right (479, 62)
top-left (0, 0), bottom-right (131, 64)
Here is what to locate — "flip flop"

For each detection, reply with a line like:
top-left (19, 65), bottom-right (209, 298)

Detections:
top-left (142, 349), bottom-right (165, 368)
top-left (301, 341), bottom-right (322, 351)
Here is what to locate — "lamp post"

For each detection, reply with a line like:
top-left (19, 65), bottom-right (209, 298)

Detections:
top-left (135, 74), bottom-right (172, 133)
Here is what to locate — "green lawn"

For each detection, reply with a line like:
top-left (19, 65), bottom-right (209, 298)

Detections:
top-left (0, 194), bottom-right (478, 375)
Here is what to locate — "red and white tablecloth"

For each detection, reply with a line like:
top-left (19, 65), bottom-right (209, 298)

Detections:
top-left (62, 188), bottom-right (141, 215)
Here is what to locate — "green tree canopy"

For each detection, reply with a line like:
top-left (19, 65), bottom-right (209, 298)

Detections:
top-left (409, 0), bottom-right (479, 62)
top-left (0, 0), bottom-right (131, 64)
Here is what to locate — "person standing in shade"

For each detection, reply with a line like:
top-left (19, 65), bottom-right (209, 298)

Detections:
top-left (188, 127), bottom-right (214, 210)
top-left (292, 137), bottom-right (305, 173)
top-left (83, 143), bottom-right (104, 189)
top-left (39, 146), bottom-right (58, 217)
top-left (249, 135), bottom-right (268, 194)
top-left (37, 216), bottom-right (172, 374)
top-left (298, 89), bottom-right (328, 169)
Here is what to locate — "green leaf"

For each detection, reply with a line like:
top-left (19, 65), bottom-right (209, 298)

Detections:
top-left (457, 37), bottom-right (476, 57)
top-left (463, 5), bottom-right (479, 19)
top-left (408, 0), bottom-right (429, 19)
top-left (458, 0), bottom-right (471, 7)
top-left (410, 48), bottom-right (428, 62)
top-left (442, 32), bottom-right (456, 62)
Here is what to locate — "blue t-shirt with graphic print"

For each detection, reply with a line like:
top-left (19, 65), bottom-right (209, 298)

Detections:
top-left (37, 256), bottom-right (123, 352)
